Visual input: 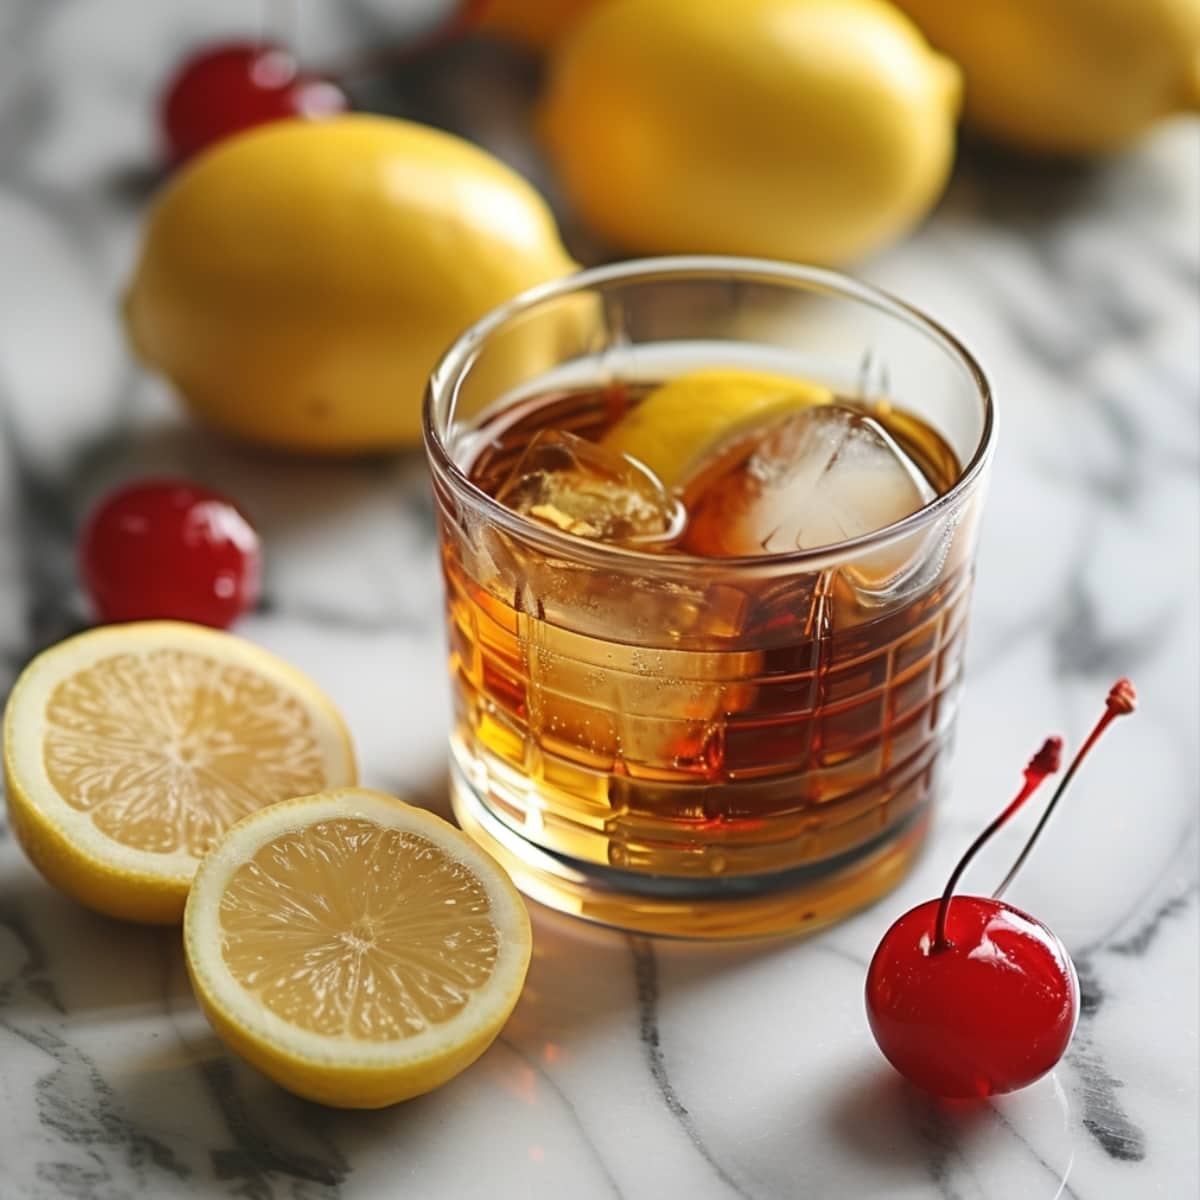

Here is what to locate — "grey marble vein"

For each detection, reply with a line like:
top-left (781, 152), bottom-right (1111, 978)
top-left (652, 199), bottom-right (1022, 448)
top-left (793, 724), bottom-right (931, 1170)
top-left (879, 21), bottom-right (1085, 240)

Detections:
top-left (1084, 824), bottom-right (1200, 958)
top-left (1109, 882), bottom-right (1199, 958)
top-left (1050, 576), bottom-right (1174, 679)
top-left (0, 900), bottom-right (62, 1014)
top-left (1067, 959), bottom-right (1148, 1165)
top-left (5, 1021), bottom-right (192, 1193)
top-left (628, 937), bottom-right (754, 1200)
top-left (197, 1057), bottom-right (348, 1199)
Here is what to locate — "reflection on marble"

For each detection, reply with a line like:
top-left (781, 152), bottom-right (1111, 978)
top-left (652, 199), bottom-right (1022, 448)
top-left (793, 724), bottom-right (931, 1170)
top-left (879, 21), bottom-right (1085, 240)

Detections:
top-left (1, 2), bottom-right (1197, 1197)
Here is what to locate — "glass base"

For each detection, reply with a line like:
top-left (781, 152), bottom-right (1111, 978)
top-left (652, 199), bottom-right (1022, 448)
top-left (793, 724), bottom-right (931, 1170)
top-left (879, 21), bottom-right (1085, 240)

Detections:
top-left (450, 761), bottom-right (932, 940)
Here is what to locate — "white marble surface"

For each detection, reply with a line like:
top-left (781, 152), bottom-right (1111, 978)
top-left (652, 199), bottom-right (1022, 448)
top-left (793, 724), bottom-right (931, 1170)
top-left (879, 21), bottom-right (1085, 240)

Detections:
top-left (1, 3), bottom-right (1198, 1198)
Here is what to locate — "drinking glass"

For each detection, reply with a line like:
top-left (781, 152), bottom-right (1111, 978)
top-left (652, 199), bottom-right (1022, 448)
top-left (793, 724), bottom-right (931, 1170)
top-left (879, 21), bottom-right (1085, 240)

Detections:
top-left (424, 257), bottom-right (994, 938)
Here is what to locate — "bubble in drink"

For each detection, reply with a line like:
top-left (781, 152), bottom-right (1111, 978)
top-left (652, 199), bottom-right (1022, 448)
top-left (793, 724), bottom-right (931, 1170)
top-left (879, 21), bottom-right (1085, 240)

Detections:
top-left (684, 404), bottom-right (936, 557)
top-left (496, 430), bottom-right (683, 547)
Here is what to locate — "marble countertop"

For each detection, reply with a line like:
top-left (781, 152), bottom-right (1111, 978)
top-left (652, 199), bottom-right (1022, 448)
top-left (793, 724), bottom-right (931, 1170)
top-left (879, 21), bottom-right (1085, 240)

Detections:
top-left (1, 4), bottom-right (1197, 1198)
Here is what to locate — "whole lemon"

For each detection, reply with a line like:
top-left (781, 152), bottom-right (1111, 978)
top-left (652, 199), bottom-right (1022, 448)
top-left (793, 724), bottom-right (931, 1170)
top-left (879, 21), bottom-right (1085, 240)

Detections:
top-left (125, 115), bottom-right (576, 453)
top-left (892, 0), bottom-right (1200, 155)
top-left (540, 0), bottom-right (960, 265)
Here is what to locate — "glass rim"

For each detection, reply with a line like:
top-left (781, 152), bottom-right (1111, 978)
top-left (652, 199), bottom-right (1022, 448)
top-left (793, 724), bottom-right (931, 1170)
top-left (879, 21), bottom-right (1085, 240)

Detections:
top-left (422, 255), bottom-right (995, 574)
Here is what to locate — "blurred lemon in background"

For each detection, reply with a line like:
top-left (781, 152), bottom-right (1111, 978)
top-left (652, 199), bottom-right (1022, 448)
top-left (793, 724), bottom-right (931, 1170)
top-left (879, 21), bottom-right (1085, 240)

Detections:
top-left (892, 0), bottom-right (1200, 155)
top-left (479, 0), bottom-right (603, 50)
top-left (540, 0), bottom-right (960, 265)
top-left (125, 115), bottom-right (576, 453)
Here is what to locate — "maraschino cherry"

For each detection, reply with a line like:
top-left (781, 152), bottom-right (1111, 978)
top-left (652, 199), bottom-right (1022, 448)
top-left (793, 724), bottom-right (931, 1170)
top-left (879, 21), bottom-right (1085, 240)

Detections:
top-left (159, 2), bottom-right (496, 164)
top-left (161, 42), bottom-right (347, 163)
top-left (80, 479), bottom-right (261, 630)
top-left (866, 680), bottom-right (1137, 1099)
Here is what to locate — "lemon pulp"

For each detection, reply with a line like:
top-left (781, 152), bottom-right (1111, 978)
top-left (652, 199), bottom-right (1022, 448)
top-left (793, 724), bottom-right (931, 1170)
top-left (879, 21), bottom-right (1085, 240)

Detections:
top-left (220, 818), bottom-right (500, 1039)
top-left (44, 646), bottom-right (331, 856)
top-left (185, 790), bottom-right (532, 1108)
top-left (4, 622), bottom-right (356, 923)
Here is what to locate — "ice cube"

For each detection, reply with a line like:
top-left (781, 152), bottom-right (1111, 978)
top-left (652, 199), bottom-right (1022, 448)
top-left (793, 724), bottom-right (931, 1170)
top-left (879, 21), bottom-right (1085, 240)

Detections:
top-left (686, 404), bottom-right (936, 557)
top-left (480, 430), bottom-right (751, 780)
top-left (496, 430), bottom-right (684, 547)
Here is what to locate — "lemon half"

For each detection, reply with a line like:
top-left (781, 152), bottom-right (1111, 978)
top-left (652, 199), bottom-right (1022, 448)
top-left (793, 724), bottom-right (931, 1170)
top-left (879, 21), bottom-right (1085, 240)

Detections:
top-left (3, 622), bottom-right (356, 923)
top-left (184, 789), bottom-right (532, 1108)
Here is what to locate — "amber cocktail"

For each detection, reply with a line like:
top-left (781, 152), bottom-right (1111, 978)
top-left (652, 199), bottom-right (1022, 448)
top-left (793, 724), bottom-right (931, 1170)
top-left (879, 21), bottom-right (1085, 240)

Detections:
top-left (424, 259), bottom-right (993, 938)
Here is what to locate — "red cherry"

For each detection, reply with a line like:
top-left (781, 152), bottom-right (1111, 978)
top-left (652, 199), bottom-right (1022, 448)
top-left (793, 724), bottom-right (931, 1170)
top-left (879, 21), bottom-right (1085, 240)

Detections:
top-left (161, 42), bottom-right (347, 163)
top-left (865, 681), bottom-right (1136, 1100)
top-left (866, 895), bottom-right (1079, 1099)
top-left (80, 479), bottom-right (261, 629)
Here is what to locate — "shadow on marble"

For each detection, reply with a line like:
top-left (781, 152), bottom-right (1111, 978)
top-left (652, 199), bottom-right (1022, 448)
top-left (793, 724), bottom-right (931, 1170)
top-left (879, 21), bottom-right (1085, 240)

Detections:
top-left (343, 34), bottom-right (542, 143)
top-left (823, 1057), bottom-right (1080, 1198)
top-left (112, 1013), bottom-right (588, 1195)
top-left (508, 899), bottom-right (800, 1048)
top-left (67, 419), bottom-right (432, 528)
top-left (370, 776), bottom-right (457, 825)
top-left (115, 1040), bottom-right (353, 1192)
top-left (99, 163), bottom-right (165, 206)
top-left (943, 132), bottom-right (1190, 235)
top-left (826, 1066), bottom-right (992, 1172)
top-left (48, 417), bottom-right (444, 635)
top-left (0, 867), bottom-right (183, 1020)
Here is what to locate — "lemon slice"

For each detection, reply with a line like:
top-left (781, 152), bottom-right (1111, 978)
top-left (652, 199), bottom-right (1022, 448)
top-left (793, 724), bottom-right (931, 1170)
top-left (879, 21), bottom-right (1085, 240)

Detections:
top-left (600, 368), bottom-right (832, 489)
top-left (3, 622), bottom-right (356, 924)
top-left (184, 789), bottom-right (532, 1108)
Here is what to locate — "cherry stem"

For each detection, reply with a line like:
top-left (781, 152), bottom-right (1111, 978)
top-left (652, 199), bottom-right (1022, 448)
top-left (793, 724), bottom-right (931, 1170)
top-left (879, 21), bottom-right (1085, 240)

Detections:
top-left (931, 736), bottom-right (1063, 953)
top-left (992, 678), bottom-right (1137, 902)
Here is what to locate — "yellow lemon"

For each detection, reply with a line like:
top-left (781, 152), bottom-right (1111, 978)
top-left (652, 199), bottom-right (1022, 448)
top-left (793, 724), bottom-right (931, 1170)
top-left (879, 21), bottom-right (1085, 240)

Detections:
top-left (480, 0), bottom-right (603, 50)
top-left (125, 115), bottom-right (576, 453)
top-left (602, 369), bottom-right (831, 491)
top-left (893, 0), bottom-right (1200, 155)
top-left (184, 789), bottom-right (532, 1108)
top-left (3, 622), bottom-right (356, 923)
top-left (541, 0), bottom-right (961, 265)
